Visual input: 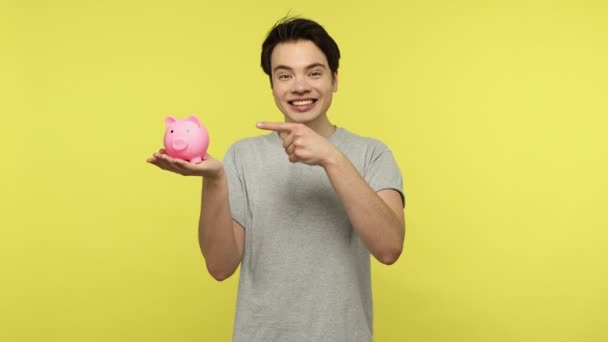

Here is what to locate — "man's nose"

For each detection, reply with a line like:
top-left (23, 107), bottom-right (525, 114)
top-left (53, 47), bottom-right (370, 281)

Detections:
top-left (292, 76), bottom-right (311, 93)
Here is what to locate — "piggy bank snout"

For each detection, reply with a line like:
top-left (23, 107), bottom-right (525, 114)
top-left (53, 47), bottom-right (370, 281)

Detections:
top-left (171, 137), bottom-right (189, 151)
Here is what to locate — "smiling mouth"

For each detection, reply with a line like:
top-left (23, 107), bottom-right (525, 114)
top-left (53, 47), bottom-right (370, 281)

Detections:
top-left (288, 99), bottom-right (317, 106)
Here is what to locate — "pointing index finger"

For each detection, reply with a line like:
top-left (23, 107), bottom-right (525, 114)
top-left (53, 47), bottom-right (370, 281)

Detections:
top-left (256, 122), bottom-right (294, 132)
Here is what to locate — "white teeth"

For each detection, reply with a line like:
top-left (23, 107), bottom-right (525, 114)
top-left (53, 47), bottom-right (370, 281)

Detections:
top-left (292, 100), bottom-right (314, 106)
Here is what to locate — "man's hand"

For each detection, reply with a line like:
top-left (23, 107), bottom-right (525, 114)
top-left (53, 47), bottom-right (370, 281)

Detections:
top-left (256, 122), bottom-right (340, 167)
top-left (146, 149), bottom-right (223, 178)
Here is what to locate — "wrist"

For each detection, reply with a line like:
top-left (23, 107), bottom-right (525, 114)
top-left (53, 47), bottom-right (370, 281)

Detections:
top-left (202, 167), bottom-right (226, 185)
top-left (321, 149), bottom-right (346, 170)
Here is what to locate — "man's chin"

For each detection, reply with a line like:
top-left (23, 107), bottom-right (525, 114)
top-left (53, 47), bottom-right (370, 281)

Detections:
top-left (285, 116), bottom-right (315, 125)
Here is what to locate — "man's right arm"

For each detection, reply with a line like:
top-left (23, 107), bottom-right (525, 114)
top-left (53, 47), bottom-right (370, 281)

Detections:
top-left (199, 171), bottom-right (245, 281)
top-left (147, 150), bottom-right (245, 281)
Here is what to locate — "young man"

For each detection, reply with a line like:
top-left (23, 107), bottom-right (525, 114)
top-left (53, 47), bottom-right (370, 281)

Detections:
top-left (148, 17), bottom-right (405, 342)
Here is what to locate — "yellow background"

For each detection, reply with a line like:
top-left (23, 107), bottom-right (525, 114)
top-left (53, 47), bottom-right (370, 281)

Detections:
top-left (2, 0), bottom-right (607, 341)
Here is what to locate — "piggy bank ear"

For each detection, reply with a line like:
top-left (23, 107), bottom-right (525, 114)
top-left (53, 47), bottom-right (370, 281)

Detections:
top-left (185, 115), bottom-right (201, 127)
top-left (165, 116), bottom-right (177, 127)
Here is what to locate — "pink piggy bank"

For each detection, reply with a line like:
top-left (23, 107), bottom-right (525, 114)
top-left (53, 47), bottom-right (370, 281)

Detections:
top-left (163, 115), bottom-right (209, 163)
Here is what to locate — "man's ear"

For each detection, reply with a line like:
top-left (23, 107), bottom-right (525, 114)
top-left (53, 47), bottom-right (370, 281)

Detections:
top-left (332, 72), bottom-right (339, 92)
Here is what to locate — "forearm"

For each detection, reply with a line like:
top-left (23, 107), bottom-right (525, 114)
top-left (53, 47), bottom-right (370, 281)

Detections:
top-left (198, 170), bottom-right (240, 278)
top-left (323, 153), bottom-right (404, 265)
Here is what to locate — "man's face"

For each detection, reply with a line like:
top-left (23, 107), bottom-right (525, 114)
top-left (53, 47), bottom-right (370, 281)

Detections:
top-left (270, 40), bottom-right (338, 125)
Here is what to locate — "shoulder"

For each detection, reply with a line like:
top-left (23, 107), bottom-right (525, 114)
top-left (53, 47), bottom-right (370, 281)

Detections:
top-left (337, 127), bottom-right (391, 154)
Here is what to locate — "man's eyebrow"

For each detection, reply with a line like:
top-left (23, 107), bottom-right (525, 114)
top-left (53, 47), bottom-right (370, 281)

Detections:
top-left (273, 65), bottom-right (293, 73)
top-left (273, 63), bottom-right (328, 73)
top-left (305, 63), bottom-right (327, 70)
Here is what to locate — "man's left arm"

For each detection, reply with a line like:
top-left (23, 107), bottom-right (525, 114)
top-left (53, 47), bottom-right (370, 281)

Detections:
top-left (256, 122), bottom-right (405, 265)
top-left (323, 152), bottom-right (405, 265)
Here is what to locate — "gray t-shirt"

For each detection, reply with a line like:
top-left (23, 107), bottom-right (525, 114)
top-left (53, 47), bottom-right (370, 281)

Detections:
top-left (223, 127), bottom-right (404, 342)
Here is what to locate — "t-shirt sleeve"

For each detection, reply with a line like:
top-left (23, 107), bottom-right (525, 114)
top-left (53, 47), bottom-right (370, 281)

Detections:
top-left (222, 144), bottom-right (247, 228)
top-left (364, 142), bottom-right (405, 208)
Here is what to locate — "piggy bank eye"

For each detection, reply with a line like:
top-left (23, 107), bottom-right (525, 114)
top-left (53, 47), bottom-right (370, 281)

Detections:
top-left (170, 130), bottom-right (174, 133)
top-left (187, 129), bottom-right (190, 133)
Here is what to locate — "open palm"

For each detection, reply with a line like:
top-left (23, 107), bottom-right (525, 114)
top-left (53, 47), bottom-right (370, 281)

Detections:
top-left (147, 149), bottom-right (223, 177)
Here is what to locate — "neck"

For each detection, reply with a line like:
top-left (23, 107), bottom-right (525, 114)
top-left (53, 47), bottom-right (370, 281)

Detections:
top-left (286, 113), bottom-right (336, 138)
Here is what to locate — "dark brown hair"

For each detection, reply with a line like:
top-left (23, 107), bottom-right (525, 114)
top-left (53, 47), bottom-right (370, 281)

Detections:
top-left (261, 17), bottom-right (341, 83)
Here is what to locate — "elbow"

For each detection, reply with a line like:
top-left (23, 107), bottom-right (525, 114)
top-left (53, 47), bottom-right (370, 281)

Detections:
top-left (379, 223), bottom-right (406, 265)
top-left (206, 263), bottom-right (236, 282)
top-left (210, 270), bottom-right (232, 282)
top-left (378, 246), bottom-right (403, 265)
top-left (377, 231), bottom-right (405, 265)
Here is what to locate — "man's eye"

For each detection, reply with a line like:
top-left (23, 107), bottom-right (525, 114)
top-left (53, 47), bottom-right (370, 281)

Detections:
top-left (278, 74), bottom-right (291, 80)
top-left (310, 71), bottom-right (322, 77)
